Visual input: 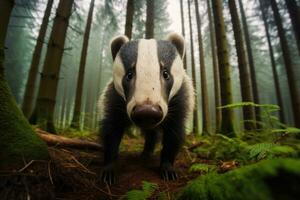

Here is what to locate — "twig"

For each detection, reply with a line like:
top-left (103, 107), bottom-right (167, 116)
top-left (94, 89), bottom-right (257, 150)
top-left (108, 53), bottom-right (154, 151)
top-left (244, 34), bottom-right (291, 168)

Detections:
top-left (70, 155), bottom-right (96, 175)
top-left (48, 160), bottom-right (54, 185)
top-left (106, 183), bottom-right (113, 200)
top-left (18, 160), bottom-right (35, 172)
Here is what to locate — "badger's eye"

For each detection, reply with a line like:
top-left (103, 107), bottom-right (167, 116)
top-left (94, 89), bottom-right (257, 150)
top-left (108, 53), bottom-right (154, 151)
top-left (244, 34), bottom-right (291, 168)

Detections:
top-left (126, 71), bottom-right (134, 81)
top-left (162, 69), bottom-right (170, 80)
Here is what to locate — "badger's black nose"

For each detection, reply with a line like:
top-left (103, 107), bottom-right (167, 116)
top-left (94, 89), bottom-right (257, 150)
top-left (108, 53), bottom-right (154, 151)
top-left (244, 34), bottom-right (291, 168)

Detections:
top-left (131, 104), bottom-right (163, 128)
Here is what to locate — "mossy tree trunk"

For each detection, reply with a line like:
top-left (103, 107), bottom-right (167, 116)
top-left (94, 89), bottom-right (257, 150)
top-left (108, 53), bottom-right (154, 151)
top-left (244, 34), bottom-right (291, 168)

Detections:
top-left (145, 0), bottom-right (154, 39)
top-left (31, 0), bottom-right (74, 133)
top-left (212, 0), bottom-right (235, 137)
top-left (194, 0), bottom-right (211, 135)
top-left (179, 0), bottom-right (187, 70)
top-left (124, 0), bottom-right (134, 39)
top-left (71, 0), bottom-right (95, 129)
top-left (188, 0), bottom-right (199, 135)
top-left (228, 0), bottom-right (256, 131)
top-left (259, 0), bottom-right (285, 123)
top-left (270, 0), bottom-right (300, 128)
top-left (285, 0), bottom-right (300, 55)
top-left (22, 0), bottom-right (54, 119)
top-left (207, 0), bottom-right (221, 133)
top-left (238, 0), bottom-right (261, 127)
top-left (0, 0), bottom-right (49, 170)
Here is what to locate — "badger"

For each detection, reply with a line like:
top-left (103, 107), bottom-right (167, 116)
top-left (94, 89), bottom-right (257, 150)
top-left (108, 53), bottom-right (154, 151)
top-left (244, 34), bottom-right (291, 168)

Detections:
top-left (99, 33), bottom-right (194, 184)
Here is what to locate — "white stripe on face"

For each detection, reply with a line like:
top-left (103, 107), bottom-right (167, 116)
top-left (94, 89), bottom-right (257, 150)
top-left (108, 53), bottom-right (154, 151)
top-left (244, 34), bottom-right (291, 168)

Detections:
top-left (112, 55), bottom-right (126, 100)
top-left (169, 55), bottom-right (185, 101)
top-left (127, 39), bottom-right (168, 119)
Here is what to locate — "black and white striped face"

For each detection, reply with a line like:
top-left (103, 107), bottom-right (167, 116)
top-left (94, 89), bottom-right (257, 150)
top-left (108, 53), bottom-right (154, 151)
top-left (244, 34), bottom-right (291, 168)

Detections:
top-left (111, 33), bottom-right (186, 128)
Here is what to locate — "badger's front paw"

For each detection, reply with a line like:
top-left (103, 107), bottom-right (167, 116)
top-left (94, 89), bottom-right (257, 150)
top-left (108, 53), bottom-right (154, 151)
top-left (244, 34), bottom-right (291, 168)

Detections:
top-left (101, 164), bottom-right (117, 185)
top-left (160, 163), bottom-right (178, 181)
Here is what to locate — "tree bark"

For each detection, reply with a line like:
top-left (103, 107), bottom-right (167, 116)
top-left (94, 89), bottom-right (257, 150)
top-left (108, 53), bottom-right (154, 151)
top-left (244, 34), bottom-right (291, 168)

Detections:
top-left (187, 0), bottom-right (199, 135)
top-left (124, 0), bottom-right (134, 39)
top-left (22, 0), bottom-right (54, 119)
top-left (270, 0), bottom-right (300, 128)
top-left (228, 0), bottom-right (256, 130)
top-left (194, 0), bottom-right (211, 134)
top-left (180, 0), bottom-right (187, 70)
top-left (0, 0), bottom-right (14, 76)
top-left (207, 0), bottom-right (221, 133)
top-left (285, 0), bottom-right (300, 54)
top-left (211, 0), bottom-right (235, 137)
top-left (0, 0), bottom-right (49, 169)
top-left (145, 0), bottom-right (154, 39)
top-left (71, 0), bottom-right (95, 129)
top-left (31, 0), bottom-right (74, 133)
top-left (259, 0), bottom-right (285, 124)
top-left (238, 0), bottom-right (261, 126)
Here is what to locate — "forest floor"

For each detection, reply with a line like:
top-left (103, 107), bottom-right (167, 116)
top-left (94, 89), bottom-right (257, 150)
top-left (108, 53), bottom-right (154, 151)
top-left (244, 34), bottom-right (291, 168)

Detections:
top-left (49, 135), bottom-right (200, 200)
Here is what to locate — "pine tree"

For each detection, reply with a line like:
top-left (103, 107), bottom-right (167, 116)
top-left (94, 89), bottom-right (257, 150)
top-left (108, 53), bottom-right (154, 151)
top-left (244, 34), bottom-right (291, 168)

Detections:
top-left (22, 0), bottom-right (54, 119)
top-left (180, 0), bottom-right (187, 69)
top-left (207, 0), bottom-right (221, 132)
top-left (31, 0), bottom-right (74, 133)
top-left (259, 0), bottom-right (285, 123)
top-left (145, 0), bottom-right (155, 39)
top-left (284, 0), bottom-right (300, 54)
top-left (124, 0), bottom-right (134, 39)
top-left (71, 0), bottom-right (95, 129)
top-left (194, 0), bottom-right (211, 134)
top-left (238, 0), bottom-right (261, 125)
top-left (211, 0), bottom-right (235, 136)
top-left (228, 0), bottom-right (256, 130)
top-left (188, 0), bottom-right (199, 134)
top-left (270, 0), bottom-right (300, 128)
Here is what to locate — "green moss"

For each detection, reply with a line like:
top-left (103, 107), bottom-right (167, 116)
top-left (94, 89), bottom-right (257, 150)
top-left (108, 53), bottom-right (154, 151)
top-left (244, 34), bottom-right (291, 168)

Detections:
top-left (0, 77), bottom-right (49, 168)
top-left (178, 158), bottom-right (300, 200)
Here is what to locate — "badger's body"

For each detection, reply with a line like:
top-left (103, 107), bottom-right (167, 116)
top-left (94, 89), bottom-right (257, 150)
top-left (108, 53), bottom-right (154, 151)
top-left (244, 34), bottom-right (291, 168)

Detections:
top-left (99, 33), bottom-right (194, 184)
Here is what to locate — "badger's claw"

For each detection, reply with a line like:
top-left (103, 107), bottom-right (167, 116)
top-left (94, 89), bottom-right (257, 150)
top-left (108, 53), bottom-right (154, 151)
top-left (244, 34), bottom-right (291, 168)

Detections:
top-left (101, 165), bottom-right (116, 185)
top-left (160, 163), bottom-right (178, 181)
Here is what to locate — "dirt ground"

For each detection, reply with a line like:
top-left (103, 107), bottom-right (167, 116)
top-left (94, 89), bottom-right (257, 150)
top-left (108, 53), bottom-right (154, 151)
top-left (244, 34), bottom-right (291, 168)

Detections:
top-left (1, 136), bottom-right (199, 200)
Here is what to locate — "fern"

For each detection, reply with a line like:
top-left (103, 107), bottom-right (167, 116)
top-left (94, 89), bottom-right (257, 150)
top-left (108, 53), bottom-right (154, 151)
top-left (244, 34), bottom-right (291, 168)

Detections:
top-left (248, 142), bottom-right (275, 160)
top-left (189, 163), bottom-right (216, 173)
top-left (126, 181), bottom-right (157, 200)
top-left (272, 127), bottom-right (300, 135)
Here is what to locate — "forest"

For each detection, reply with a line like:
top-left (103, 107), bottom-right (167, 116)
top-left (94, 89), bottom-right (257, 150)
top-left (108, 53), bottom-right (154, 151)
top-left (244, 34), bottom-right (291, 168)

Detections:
top-left (0, 0), bottom-right (300, 199)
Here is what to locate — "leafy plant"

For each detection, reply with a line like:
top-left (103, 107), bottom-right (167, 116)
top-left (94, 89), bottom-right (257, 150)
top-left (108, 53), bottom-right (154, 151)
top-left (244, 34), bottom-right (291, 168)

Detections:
top-left (126, 181), bottom-right (158, 200)
top-left (189, 163), bottom-right (216, 173)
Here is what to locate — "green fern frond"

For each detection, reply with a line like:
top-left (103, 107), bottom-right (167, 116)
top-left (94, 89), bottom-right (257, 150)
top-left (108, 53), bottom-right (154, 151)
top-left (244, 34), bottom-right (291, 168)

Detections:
top-left (248, 142), bottom-right (275, 160)
top-left (126, 181), bottom-right (158, 200)
top-left (272, 127), bottom-right (300, 135)
top-left (189, 163), bottom-right (216, 173)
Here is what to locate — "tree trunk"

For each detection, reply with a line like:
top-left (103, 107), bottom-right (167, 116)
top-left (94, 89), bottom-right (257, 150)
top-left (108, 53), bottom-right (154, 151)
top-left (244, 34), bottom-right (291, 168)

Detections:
top-left (145, 0), bottom-right (154, 39)
top-left (124, 0), bottom-right (134, 39)
top-left (194, 0), bottom-right (211, 134)
top-left (285, 0), bottom-right (300, 54)
top-left (22, 0), bottom-right (54, 119)
top-left (228, 0), bottom-right (256, 131)
top-left (71, 0), bottom-right (95, 129)
top-left (207, 0), bottom-right (221, 133)
top-left (180, 0), bottom-right (187, 70)
top-left (270, 0), bottom-right (300, 128)
top-left (211, 0), bottom-right (235, 137)
top-left (238, 0), bottom-right (261, 126)
top-left (187, 0), bottom-right (199, 135)
top-left (259, 0), bottom-right (285, 124)
top-left (31, 0), bottom-right (74, 133)
top-left (0, 0), bottom-right (49, 169)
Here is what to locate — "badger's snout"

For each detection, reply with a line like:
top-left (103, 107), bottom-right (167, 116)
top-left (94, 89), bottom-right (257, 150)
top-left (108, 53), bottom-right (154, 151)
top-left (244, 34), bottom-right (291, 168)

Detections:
top-left (131, 104), bottom-right (163, 128)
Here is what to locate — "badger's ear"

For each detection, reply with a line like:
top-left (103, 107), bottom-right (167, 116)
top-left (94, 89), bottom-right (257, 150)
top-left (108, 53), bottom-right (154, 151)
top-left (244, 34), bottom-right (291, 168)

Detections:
top-left (111, 35), bottom-right (129, 60)
top-left (167, 32), bottom-right (185, 58)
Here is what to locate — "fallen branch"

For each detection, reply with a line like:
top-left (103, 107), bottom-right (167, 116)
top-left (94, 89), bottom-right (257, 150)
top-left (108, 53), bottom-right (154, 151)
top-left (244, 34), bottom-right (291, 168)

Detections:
top-left (36, 129), bottom-right (102, 150)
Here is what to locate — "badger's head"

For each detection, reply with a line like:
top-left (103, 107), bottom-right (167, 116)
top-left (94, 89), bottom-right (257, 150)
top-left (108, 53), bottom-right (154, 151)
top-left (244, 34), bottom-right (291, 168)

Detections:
top-left (111, 33), bottom-right (186, 129)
